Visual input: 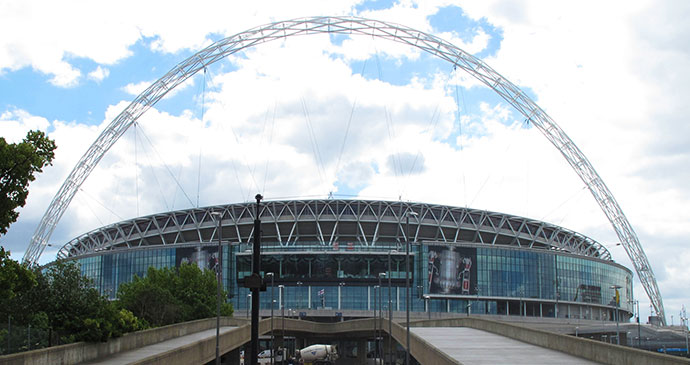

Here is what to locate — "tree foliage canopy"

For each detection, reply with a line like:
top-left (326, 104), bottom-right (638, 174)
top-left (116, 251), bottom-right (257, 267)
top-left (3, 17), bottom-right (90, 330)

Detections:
top-left (0, 247), bottom-right (35, 313)
top-left (0, 130), bottom-right (57, 234)
top-left (117, 264), bottom-right (233, 327)
top-left (34, 260), bottom-right (145, 343)
top-left (1, 253), bottom-right (145, 353)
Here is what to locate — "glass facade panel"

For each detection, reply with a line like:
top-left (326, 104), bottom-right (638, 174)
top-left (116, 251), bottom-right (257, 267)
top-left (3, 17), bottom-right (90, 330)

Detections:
top-left (75, 241), bottom-right (632, 319)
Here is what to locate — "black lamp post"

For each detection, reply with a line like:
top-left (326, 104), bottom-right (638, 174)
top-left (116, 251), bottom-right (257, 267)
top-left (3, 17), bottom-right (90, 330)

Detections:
top-left (424, 295), bottom-right (430, 320)
top-left (338, 282), bottom-right (345, 310)
top-left (610, 285), bottom-right (622, 345)
top-left (249, 194), bottom-right (263, 365)
top-left (266, 272), bottom-right (275, 365)
top-left (378, 272), bottom-right (386, 363)
top-left (388, 249), bottom-right (396, 365)
top-left (210, 211), bottom-right (223, 365)
top-left (279, 285), bottom-right (285, 349)
top-left (405, 209), bottom-right (417, 365)
top-left (246, 293), bottom-right (251, 318)
top-left (373, 284), bottom-right (379, 362)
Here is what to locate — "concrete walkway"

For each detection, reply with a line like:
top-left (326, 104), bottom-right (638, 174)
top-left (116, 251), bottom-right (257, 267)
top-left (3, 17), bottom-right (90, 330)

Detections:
top-left (82, 326), bottom-right (236, 364)
top-left (412, 327), bottom-right (601, 364)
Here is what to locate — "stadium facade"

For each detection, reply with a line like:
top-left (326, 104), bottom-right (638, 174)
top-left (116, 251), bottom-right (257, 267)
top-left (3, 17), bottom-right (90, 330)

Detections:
top-left (60, 199), bottom-right (633, 321)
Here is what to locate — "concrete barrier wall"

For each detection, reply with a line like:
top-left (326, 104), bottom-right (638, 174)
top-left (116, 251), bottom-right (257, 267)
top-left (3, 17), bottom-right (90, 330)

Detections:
top-left (132, 318), bottom-right (268, 365)
top-left (129, 317), bottom-right (460, 365)
top-left (0, 317), bottom-right (247, 365)
top-left (413, 317), bottom-right (690, 365)
top-left (4, 316), bottom-right (688, 365)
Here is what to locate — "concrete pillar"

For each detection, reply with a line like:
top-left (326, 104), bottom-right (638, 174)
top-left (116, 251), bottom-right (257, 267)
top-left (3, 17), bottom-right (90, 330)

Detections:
top-left (357, 339), bottom-right (367, 364)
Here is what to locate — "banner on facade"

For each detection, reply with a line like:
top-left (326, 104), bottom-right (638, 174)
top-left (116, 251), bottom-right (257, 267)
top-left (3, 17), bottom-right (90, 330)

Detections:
top-left (426, 244), bottom-right (477, 295)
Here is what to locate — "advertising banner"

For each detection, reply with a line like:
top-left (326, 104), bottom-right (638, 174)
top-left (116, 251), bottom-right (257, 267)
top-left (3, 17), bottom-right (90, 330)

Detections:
top-left (176, 246), bottom-right (220, 271)
top-left (427, 244), bottom-right (477, 295)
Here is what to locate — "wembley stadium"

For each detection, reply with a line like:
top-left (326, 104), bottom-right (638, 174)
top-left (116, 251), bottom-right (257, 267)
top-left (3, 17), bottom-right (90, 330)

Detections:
top-left (57, 199), bottom-right (633, 321)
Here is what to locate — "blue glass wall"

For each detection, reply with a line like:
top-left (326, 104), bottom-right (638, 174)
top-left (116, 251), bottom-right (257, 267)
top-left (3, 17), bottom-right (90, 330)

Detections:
top-left (76, 242), bottom-right (632, 319)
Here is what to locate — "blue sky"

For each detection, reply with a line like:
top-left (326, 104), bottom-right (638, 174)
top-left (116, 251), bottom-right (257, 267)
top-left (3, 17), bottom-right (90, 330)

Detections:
top-left (1, 1), bottom-right (689, 324)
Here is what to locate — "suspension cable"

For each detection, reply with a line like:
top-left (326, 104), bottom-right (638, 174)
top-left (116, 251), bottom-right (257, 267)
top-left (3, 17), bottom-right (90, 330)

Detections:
top-left (540, 185), bottom-right (588, 224)
top-left (75, 193), bottom-right (106, 229)
top-left (77, 187), bottom-right (124, 222)
top-left (454, 67), bottom-right (468, 206)
top-left (136, 123), bottom-right (195, 207)
top-left (203, 65), bottom-right (257, 202)
top-left (133, 122), bottom-right (173, 212)
top-left (334, 99), bottom-right (357, 183)
top-left (133, 122), bottom-right (140, 217)
top-left (333, 58), bottom-right (368, 187)
top-left (262, 102), bottom-right (277, 194)
top-left (374, 49), bottom-right (403, 197)
top-left (196, 67), bottom-right (207, 208)
top-left (301, 97), bottom-right (326, 186)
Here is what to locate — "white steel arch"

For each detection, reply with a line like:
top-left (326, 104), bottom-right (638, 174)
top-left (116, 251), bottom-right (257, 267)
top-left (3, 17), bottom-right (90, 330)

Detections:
top-left (22, 16), bottom-right (666, 324)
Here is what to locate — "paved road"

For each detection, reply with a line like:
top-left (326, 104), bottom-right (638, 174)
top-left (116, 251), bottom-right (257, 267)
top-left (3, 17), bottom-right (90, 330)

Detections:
top-left (412, 327), bottom-right (601, 364)
top-left (82, 326), bottom-right (236, 364)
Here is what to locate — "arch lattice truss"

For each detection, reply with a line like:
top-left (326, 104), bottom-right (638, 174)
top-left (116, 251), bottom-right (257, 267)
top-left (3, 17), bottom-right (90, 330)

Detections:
top-left (22, 16), bottom-right (665, 323)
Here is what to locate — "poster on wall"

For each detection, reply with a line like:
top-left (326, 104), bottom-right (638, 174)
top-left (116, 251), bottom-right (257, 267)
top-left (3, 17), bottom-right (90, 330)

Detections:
top-left (176, 246), bottom-right (220, 271)
top-left (427, 244), bottom-right (477, 295)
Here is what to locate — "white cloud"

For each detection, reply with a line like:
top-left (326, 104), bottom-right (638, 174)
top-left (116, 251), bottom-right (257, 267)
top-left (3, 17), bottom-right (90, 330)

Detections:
top-left (0, 1), bottom-right (362, 88)
top-left (0, 109), bottom-right (51, 141)
top-left (122, 80), bottom-right (151, 96)
top-left (3, 0), bottom-right (689, 323)
top-left (87, 66), bottom-right (109, 83)
top-left (450, 0), bottom-right (690, 322)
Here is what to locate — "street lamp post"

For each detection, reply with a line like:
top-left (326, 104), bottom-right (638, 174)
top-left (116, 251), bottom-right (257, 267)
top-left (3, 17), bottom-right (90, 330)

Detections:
top-left (680, 305), bottom-right (688, 356)
top-left (210, 211), bottom-right (223, 365)
top-left (629, 299), bottom-right (641, 348)
top-left (610, 285), bottom-right (622, 345)
top-left (249, 194), bottom-right (263, 365)
top-left (338, 282), bottom-right (345, 310)
top-left (374, 284), bottom-right (379, 362)
top-left (405, 210), bottom-right (417, 365)
top-left (279, 285), bottom-right (285, 350)
top-left (424, 295), bottom-right (430, 320)
top-left (246, 293), bottom-right (252, 318)
top-left (266, 272), bottom-right (275, 365)
top-left (685, 317), bottom-right (690, 356)
top-left (388, 249), bottom-right (396, 365)
top-left (378, 272), bottom-right (386, 363)
top-left (297, 281), bottom-right (303, 309)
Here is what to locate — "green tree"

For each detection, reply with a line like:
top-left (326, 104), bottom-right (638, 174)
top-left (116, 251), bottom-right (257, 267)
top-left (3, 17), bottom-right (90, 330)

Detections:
top-left (0, 247), bottom-right (35, 316)
top-left (37, 261), bottom-right (112, 343)
top-left (115, 267), bottom-right (180, 326)
top-left (0, 247), bottom-right (38, 353)
top-left (27, 260), bottom-right (144, 344)
top-left (2, 253), bottom-right (146, 353)
top-left (0, 130), bottom-right (56, 234)
top-left (117, 264), bottom-right (233, 327)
